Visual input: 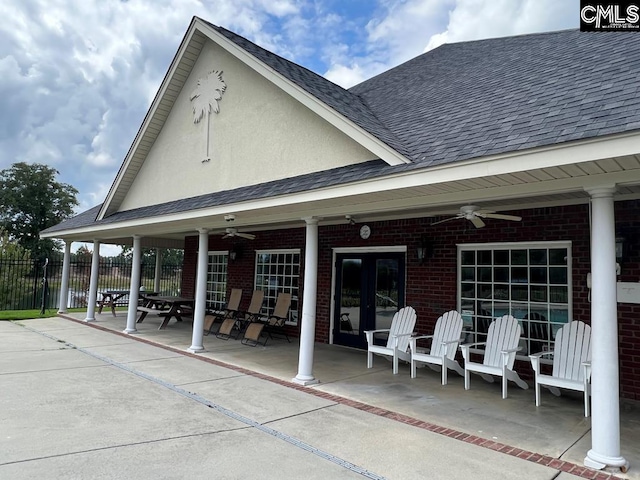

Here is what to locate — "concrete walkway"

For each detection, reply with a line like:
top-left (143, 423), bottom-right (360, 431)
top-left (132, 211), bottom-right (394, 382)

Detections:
top-left (0, 317), bottom-right (635, 479)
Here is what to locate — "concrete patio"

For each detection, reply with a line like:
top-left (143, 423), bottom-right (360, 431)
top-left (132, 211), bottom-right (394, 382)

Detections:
top-left (40, 311), bottom-right (640, 478)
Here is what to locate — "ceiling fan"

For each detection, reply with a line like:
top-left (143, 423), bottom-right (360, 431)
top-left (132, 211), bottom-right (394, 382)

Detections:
top-left (431, 205), bottom-right (522, 229)
top-left (222, 227), bottom-right (256, 240)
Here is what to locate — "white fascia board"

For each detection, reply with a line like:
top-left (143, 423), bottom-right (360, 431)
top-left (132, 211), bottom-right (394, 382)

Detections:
top-left (194, 19), bottom-right (410, 167)
top-left (97, 19), bottom-right (202, 221)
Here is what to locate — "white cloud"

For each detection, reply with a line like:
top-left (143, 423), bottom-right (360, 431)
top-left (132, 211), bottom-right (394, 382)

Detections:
top-left (324, 0), bottom-right (453, 87)
top-left (0, 0), bottom-right (299, 211)
top-left (425, 0), bottom-right (579, 51)
top-left (324, 63), bottom-right (370, 89)
top-left (324, 0), bottom-right (579, 88)
top-left (71, 241), bottom-right (122, 257)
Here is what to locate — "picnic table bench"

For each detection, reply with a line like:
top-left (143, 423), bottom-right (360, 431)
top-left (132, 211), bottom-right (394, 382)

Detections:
top-left (98, 290), bottom-right (159, 317)
top-left (136, 295), bottom-right (194, 330)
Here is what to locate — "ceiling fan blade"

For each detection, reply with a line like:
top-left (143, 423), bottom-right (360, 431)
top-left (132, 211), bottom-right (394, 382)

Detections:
top-left (430, 216), bottom-right (458, 226)
top-left (470, 216), bottom-right (486, 228)
top-left (236, 232), bottom-right (256, 240)
top-left (473, 209), bottom-right (495, 217)
top-left (222, 233), bottom-right (233, 239)
top-left (482, 213), bottom-right (522, 222)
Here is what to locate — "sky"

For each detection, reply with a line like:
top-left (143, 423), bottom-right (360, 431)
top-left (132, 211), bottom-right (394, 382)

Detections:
top-left (0, 0), bottom-right (579, 253)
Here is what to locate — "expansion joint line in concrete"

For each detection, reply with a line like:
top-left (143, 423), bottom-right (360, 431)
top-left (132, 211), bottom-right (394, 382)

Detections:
top-left (54, 316), bottom-right (625, 480)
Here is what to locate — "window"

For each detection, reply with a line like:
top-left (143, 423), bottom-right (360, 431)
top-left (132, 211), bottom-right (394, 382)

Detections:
top-left (255, 249), bottom-right (300, 324)
top-left (206, 251), bottom-right (228, 311)
top-left (458, 242), bottom-right (571, 358)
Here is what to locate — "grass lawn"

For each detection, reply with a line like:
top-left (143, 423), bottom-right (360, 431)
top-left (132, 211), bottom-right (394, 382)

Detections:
top-left (0, 308), bottom-right (86, 321)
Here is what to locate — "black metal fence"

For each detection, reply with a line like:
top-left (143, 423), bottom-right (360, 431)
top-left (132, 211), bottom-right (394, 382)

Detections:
top-left (0, 254), bottom-right (183, 311)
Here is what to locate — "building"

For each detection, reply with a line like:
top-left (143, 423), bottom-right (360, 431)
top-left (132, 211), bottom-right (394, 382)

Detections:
top-left (42, 17), bottom-right (640, 471)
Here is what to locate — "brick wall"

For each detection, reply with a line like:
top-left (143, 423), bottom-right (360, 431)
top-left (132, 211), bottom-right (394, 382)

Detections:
top-left (614, 200), bottom-right (640, 401)
top-left (182, 227), bottom-right (305, 338)
top-left (182, 201), bottom-right (640, 400)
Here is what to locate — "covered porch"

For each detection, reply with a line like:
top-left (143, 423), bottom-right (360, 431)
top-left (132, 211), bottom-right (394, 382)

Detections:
top-left (39, 22), bottom-right (640, 473)
top-left (58, 310), bottom-right (640, 478)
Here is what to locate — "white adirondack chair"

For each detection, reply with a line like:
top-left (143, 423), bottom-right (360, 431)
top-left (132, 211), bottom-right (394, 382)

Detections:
top-left (409, 310), bottom-right (464, 385)
top-left (460, 314), bottom-right (529, 399)
top-left (529, 321), bottom-right (592, 417)
top-left (365, 306), bottom-right (417, 374)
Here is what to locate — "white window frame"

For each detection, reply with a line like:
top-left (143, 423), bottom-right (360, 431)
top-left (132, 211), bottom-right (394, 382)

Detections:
top-left (206, 250), bottom-right (229, 312)
top-left (254, 248), bottom-right (300, 325)
top-left (457, 241), bottom-right (572, 361)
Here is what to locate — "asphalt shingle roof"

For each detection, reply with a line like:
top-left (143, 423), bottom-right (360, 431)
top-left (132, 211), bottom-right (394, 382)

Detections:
top-left (42, 159), bottom-right (405, 234)
top-left (350, 29), bottom-right (640, 166)
top-left (45, 27), bottom-right (640, 234)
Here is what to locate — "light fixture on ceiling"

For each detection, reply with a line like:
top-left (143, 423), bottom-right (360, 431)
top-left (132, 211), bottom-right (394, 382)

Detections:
top-left (345, 215), bottom-right (356, 226)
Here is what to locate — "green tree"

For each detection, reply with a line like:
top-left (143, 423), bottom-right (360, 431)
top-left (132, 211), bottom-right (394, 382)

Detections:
top-left (118, 247), bottom-right (184, 267)
top-left (73, 244), bottom-right (94, 292)
top-left (0, 229), bottom-right (32, 309)
top-left (0, 162), bottom-right (79, 258)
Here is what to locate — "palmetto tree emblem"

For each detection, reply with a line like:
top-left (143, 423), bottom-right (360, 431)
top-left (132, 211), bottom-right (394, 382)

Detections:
top-left (190, 70), bottom-right (226, 161)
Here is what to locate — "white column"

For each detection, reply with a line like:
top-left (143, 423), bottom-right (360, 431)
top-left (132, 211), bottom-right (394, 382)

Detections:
top-left (153, 248), bottom-right (162, 294)
top-left (584, 187), bottom-right (628, 472)
top-left (293, 218), bottom-right (319, 386)
top-left (84, 240), bottom-right (100, 322)
top-left (124, 235), bottom-right (142, 334)
top-left (189, 228), bottom-right (209, 353)
top-left (57, 240), bottom-right (72, 314)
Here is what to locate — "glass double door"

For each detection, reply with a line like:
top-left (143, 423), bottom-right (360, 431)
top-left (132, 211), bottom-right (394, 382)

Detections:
top-left (334, 252), bottom-right (405, 349)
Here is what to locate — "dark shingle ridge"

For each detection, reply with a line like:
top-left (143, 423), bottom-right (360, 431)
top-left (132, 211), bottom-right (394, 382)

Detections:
top-left (200, 19), bottom-right (415, 160)
top-left (350, 29), bottom-right (640, 166)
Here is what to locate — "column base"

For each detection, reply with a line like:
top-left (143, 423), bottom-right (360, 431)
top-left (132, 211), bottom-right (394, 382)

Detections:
top-left (585, 450), bottom-right (629, 473)
top-left (84, 317), bottom-right (96, 323)
top-left (123, 328), bottom-right (139, 334)
top-left (188, 346), bottom-right (206, 353)
top-left (57, 310), bottom-right (67, 315)
top-left (292, 375), bottom-right (319, 386)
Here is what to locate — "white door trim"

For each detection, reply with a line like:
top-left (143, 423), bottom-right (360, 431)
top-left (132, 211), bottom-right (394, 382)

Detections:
top-left (330, 245), bottom-right (408, 344)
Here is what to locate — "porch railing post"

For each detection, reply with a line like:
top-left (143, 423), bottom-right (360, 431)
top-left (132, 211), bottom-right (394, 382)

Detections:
top-left (189, 228), bottom-right (209, 353)
top-left (124, 235), bottom-right (142, 334)
top-left (58, 241), bottom-right (72, 314)
top-left (584, 186), bottom-right (628, 472)
top-left (154, 248), bottom-right (162, 294)
top-left (84, 240), bottom-right (100, 322)
top-left (293, 217), bottom-right (319, 385)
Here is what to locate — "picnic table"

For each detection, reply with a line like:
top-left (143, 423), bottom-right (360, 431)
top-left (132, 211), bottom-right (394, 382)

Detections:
top-left (97, 290), bottom-right (131, 317)
top-left (136, 295), bottom-right (194, 330)
top-left (97, 290), bottom-right (159, 317)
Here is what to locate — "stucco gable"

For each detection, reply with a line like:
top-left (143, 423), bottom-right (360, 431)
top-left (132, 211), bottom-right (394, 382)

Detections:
top-left (118, 39), bottom-right (378, 211)
top-left (99, 18), bottom-right (409, 219)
